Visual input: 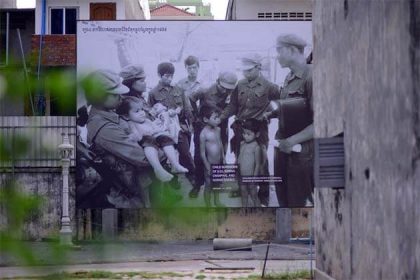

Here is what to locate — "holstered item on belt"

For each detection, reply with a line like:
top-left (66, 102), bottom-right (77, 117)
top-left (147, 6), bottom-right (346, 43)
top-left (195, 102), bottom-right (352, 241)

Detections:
top-left (277, 97), bottom-right (311, 139)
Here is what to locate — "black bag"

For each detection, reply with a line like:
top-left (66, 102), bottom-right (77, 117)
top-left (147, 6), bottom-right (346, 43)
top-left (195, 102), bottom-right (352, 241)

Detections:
top-left (276, 97), bottom-right (311, 139)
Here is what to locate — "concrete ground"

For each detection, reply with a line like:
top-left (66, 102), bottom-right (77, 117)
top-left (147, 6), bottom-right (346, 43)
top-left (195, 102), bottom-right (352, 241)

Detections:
top-left (1, 260), bottom-right (312, 279)
top-left (0, 241), bottom-right (314, 279)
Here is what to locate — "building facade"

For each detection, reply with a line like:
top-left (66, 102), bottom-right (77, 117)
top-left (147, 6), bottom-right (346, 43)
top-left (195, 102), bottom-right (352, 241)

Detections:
top-left (226, 0), bottom-right (312, 21)
top-left (1, 0), bottom-right (313, 242)
top-left (149, 0), bottom-right (212, 18)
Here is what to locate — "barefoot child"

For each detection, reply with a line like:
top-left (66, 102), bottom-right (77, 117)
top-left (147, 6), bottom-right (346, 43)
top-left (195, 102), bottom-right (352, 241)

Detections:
top-left (238, 119), bottom-right (262, 207)
top-left (117, 97), bottom-right (188, 182)
top-left (199, 106), bottom-right (225, 207)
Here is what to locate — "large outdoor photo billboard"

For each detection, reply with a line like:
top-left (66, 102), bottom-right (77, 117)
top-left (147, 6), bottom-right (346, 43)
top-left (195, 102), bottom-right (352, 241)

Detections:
top-left (76, 20), bottom-right (312, 208)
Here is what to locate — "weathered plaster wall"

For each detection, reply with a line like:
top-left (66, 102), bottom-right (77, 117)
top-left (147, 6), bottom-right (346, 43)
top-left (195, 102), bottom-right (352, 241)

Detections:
top-left (313, 0), bottom-right (420, 279)
top-left (1, 172), bottom-right (310, 241)
top-left (0, 170), bottom-right (76, 240)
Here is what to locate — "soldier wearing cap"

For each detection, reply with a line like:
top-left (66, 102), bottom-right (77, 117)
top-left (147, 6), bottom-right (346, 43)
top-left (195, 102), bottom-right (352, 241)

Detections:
top-left (85, 69), bottom-right (161, 208)
top-left (120, 64), bottom-right (152, 116)
top-left (188, 71), bottom-right (238, 198)
top-left (221, 54), bottom-right (280, 206)
top-left (272, 34), bottom-right (314, 207)
top-left (148, 62), bottom-right (195, 185)
top-left (120, 64), bottom-right (147, 98)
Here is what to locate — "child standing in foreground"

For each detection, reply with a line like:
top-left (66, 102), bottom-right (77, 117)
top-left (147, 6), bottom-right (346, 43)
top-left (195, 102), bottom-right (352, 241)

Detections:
top-left (199, 106), bottom-right (224, 207)
top-left (238, 119), bottom-right (262, 207)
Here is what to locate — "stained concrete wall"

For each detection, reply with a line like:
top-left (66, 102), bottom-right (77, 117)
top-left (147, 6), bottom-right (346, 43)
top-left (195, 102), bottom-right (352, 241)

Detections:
top-left (313, 0), bottom-right (420, 279)
top-left (0, 171), bottom-right (76, 240)
top-left (1, 171), bottom-right (310, 241)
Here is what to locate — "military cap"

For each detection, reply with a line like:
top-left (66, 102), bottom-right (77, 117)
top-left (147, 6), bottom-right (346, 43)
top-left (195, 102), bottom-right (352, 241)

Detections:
top-left (91, 69), bottom-right (129, 95)
top-left (218, 71), bottom-right (238, 89)
top-left (120, 64), bottom-right (146, 80)
top-left (241, 53), bottom-right (262, 70)
top-left (276, 34), bottom-right (307, 51)
top-left (157, 62), bottom-right (175, 76)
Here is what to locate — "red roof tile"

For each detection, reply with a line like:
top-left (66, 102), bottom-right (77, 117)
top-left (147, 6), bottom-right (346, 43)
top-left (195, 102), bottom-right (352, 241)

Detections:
top-left (150, 4), bottom-right (194, 16)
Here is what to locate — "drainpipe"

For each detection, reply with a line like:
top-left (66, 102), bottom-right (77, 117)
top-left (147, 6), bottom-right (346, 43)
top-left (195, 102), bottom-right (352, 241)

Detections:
top-left (6, 12), bottom-right (9, 65)
top-left (36, 0), bottom-right (47, 115)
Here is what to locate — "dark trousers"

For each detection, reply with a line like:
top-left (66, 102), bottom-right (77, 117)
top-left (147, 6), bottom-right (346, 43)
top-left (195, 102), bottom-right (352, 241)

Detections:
top-left (231, 120), bottom-right (270, 206)
top-left (274, 142), bottom-right (314, 208)
top-left (274, 147), bottom-right (289, 207)
top-left (177, 130), bottom-right (195, 182)
top-left (193, 120), bottom-right (228, 188)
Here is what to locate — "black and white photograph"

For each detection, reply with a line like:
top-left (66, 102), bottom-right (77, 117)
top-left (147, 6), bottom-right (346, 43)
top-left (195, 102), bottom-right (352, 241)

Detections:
top-left (76, 20), bottom-right (312, 208)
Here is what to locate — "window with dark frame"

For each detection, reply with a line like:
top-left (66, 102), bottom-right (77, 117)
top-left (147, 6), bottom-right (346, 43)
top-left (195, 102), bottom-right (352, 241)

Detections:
top-left (50, 7), bottom-right (77, 35)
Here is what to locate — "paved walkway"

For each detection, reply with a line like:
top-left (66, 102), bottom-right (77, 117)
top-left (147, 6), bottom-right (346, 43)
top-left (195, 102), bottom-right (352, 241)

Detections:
top-left (0, 241), bottom-right (314, 279)
top-left (1, 260), bottom-right (313, 279)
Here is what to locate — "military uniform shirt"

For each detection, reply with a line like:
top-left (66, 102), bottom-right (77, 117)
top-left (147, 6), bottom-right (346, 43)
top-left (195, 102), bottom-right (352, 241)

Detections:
top-left (87, 107), bottom-right (149, 167)
top-left (190, 83), bottom-right (230, 113)
top-left (176, 78), bottom-right (202, 99)
top-left (177, 77), bottom-right (203, 120)
top-left (221, 75), bottom-right (280, 121)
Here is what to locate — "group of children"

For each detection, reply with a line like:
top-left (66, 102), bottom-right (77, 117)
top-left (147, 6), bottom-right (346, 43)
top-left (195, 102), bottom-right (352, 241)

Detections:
top-left (102, 60), bottom-right (264, 208)
top-left (115, 95), bottom-right (264, 208)
top-left (199, 107), bottom-right (263, 207)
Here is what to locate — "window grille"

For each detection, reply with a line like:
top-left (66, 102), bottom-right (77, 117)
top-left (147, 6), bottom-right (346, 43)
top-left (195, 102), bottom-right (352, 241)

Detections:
top-left (257, 11), bottom-right (312, 21)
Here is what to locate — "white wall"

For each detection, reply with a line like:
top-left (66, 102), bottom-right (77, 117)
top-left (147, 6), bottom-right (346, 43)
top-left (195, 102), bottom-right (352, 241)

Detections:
top-left (0, 0), bottom-right (17, 9)
top-left (233, 0), bottom-right (312, 19)
top-left (35, 0), bottom-right (127, 34)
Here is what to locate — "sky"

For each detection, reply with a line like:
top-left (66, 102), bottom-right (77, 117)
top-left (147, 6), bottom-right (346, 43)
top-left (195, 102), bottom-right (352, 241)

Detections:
top-left (203, 0), bottom-right (229, 20)
top-left (16, 0), bottom-right (35, 9)
top-left (15, 0), bottom-right (230, 19)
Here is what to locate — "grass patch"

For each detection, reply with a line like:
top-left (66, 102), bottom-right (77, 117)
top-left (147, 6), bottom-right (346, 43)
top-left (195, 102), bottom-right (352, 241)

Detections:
top-left (233, 270), bottom-right (311, 280)
top-left (6, 270), bottom-right (310, 280)
top-left (7, 270), bottom-right (190, 279)
top-left (132, 271), bottom-right (187, 278)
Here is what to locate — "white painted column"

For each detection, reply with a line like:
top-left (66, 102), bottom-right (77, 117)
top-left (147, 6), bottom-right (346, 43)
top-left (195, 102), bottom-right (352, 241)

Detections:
top-left (59, 133), bottom-right (74, 245)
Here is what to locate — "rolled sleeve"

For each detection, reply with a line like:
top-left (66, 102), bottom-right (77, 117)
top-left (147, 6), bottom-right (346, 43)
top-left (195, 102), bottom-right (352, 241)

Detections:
top-left (268, 83), bottom-right (281, 101)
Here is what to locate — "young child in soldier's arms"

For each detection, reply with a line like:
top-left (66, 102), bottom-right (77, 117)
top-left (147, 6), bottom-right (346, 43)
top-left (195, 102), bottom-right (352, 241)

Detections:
top-left (149, 103), bottom-right (182, 144)
top-left (200, 106), bottom-right (224, 207)
top-left (238, 119), bottom-right (262, 207)
top-left (117, 97), bottom-right (188, 182)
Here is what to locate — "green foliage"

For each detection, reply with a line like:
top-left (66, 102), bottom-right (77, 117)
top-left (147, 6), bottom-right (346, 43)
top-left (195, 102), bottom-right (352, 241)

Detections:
top-left (44, 70), bottom-right (77, 115)
top-left (25, 270), bottom-right (189, 279)
top-left (79, 73), bottom-right (107, 106)
top-left (0, 181), bottom-right (43, 265)
top-left (0, 63), bottom-right (34, 101)
top-left (0, 134), bottom-right (31, 163)
top-left (0, 61), bottom-right (75, 267)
